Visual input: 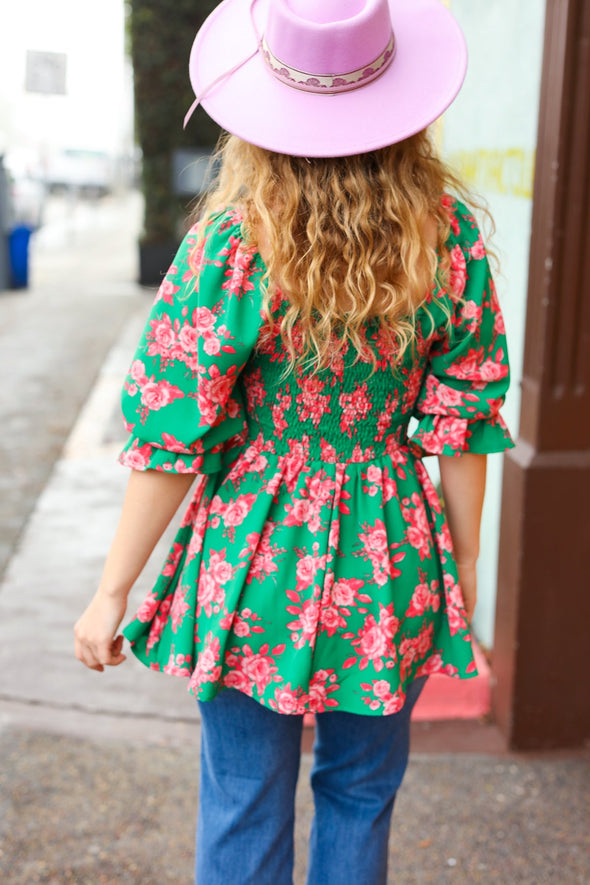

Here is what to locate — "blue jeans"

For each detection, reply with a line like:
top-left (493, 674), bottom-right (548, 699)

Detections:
top-left (196, 676), bottom-right (428, 885)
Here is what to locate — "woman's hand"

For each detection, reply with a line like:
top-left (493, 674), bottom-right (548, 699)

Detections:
top-left (74, 589), bottom-right (128, 672)
top-left (73, 468), bottom-right (195, 673)
top-left (456, 561), bottom-right (477, 625)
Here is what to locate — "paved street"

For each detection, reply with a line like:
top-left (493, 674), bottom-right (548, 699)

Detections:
top-left (0, 193), bottom-right (588, 884)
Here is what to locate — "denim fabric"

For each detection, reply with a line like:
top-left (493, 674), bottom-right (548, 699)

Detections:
top-left (196, 676), bottom-right (428, 885)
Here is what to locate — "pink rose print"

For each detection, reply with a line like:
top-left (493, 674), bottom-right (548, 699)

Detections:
top-left (163, 649), bottom-right (192, 676)
top-left (293, 545), bottom-right (330, 592)
top-left (356, 519), bottom-right (405, 586)
top-left (197, 549), bottom-right (235, 617)
top-left (240, 523), bottom-right (286, 585)
top-left (446, 347), bottom-right (508, 389)
top-left (161, 542), bottom-right (185, 577)
top-left (460, 298), bottom-right (483, 332)
top-left (196, 364), bottom-right (239, 426)
top-left (189, 633), bottom-right (222, 690)
top-left (406, 579), bottom-right (441, 617)
top-left (146, 315), bottom-right (177, 360)
top-left (416, 652), bottom-right (445, 677)
top-left (187, 241), bottom-right (205, 286)
top-left (136, 590), bottom-right (160, 624)
top-left (346, 623), bottom-right (384, 670)
top-left (361, 680), bottom-right (405, 714)
top-left (361, 464), bottom-right (398, 502)
top-left (146, 597), bottom-right (172, 652)
top-left (129, 359), bottom-right (147, 385)
top-left (185, 505), bottom-right (209, 561)
top-left (437, 522), bottom-right (454, 558)
top-left (307, 670), bottom-right (339, 712)
top-left (193, 305), bottom-right (217, 334)
top-left (210, 493), bottom-right (257, 541)
top-left (178, 322), bottom-right (200, 354)
top-left (225, 643), bottom-right (283, 697)
top-left (296, 375), bottom-right (331, 427)
top-left (140, 379), bottom-right (184, 417)
top-left (320, 577), bottom-right (371, 637)
top-left (281, 438), bottom-right (310, 492)
top-left (245, 367), bottom-right (266, 413)
top-left (286, 591), bottom-right (321, 650)
top-left (339, 383), bottom-right (372, 437)
top-left (320, 605), bottom-right (347, 637)
top-left (494, 296), bottom-right (506, 334)
top-left (420, 375), bottom-right (465, 414)
top-left (155, 277), bottom-right (181, 305)
top-left (121, 440), bottom-right (153, 470)
top-left (343, 603), bottom-right (400, 672)
top-left (414, 621), bottom-right (435, 658)
top-left (416, 416), bottom-right (468, 454)
top-left (241, 652), bottom-right (273, 693)
top-left (469, 236), bottom-right (486, 260)
top-left (271, 391), bottom-right (292, 441)
top-left (220, 607), bottom-right (265, 637)
top-left (401, 493), bottom-right (433, 560)
top-left (331, 577), bottom-right (367, 608)
top-left (222, 669), bottom-right (253, 695)
top-left (222, 240), bottom-right (256, 298)
top-left (170, 585), bottom-right (191, 632)
top-left (272, 684), bottom-right (303, 714)
top-left (449, 244), bottom-right (467, 298)
top-left (444, 573), bottom-right (468, 635)
top-left (414, 461), bottom-right (442, 515)
top-left (477, 355), bottom-right (509, 384)
top-left (441, 193), bottom-right (461, 235)
top-left (283, 497), bottom-right (313, 527)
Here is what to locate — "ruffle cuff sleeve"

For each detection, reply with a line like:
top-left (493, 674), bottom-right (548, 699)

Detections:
top-left (409, 412), bottom-right (513, 458)
top-left (410, 202), bottom-right (515, 458)
top-left (118, 209), bottom-right (263, 474)
top-left (118, 428), bottom-right (249, 475)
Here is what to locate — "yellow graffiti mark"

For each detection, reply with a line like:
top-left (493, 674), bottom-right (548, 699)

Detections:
top-left (447, 148), bottom-right (536, 199)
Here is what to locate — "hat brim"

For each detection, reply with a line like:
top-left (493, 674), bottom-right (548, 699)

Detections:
top-left (189, 0), bottom-right (467, 157)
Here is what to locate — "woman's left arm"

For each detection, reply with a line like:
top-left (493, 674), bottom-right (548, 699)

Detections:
top-left (74, 469), bottom-right (195, 671)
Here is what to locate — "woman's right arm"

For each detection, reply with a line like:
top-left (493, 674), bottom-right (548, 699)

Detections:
top-left (438, 452), bottom-right (487, 623)
top-left (74, 468), bottom-right (195, 671)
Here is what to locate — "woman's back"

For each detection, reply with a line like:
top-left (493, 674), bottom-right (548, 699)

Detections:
top-left (119, 197), bottom-right (512, 714)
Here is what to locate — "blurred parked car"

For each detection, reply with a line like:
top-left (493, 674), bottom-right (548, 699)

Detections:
top-left (46, 149), bottom-right (114, 197)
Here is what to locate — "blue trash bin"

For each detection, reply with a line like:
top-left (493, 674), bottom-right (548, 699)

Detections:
top-left (9, 225), bottom-right (33, 289)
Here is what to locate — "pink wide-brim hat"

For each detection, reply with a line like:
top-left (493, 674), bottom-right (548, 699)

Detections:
top-left (186, 0), bottom-right (467, 158)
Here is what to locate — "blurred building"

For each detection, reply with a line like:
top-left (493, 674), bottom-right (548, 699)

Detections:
top-left (0, 0), bottom-right (134, 194)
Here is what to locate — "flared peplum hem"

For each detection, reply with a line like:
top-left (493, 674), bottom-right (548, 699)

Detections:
top-left (123, 441), bottom-right (479, 716)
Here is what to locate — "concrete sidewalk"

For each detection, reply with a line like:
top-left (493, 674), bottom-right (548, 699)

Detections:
top-left (0, 194), bottom-right (588, 884)
top-left (1, 725), bottom-right (588, 885)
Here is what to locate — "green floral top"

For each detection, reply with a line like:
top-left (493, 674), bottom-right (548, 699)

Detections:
top-left (119, 198), bottom-right (513, 716)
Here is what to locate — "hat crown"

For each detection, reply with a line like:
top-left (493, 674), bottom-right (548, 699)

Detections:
top-left (265, 0), bottom-right (393, 76)
top-left (286, 0), bottom-right (366, 25)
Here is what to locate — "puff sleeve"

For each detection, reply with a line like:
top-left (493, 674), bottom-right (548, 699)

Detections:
top-left (119, 209), bottom-right (263, 474)
top-left (410, 202), bottom-right (515, 458)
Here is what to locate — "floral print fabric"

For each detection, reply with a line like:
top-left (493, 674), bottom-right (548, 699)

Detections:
top-left (120, 200), bottom-right (514, 716)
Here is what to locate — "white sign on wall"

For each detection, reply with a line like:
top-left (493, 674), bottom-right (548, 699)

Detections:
top-left (25, 50), bottom-right (67, 95)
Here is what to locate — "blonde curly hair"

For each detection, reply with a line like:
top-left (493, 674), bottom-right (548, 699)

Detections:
top-left (192, 131), bottom-right (488, 375)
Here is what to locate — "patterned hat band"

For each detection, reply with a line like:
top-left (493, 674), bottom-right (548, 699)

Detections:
top-left (261, 31), bottom-right (396, 95)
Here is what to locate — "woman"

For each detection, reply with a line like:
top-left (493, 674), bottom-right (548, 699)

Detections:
top-left (75, 1), bottom-right (513, 882)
